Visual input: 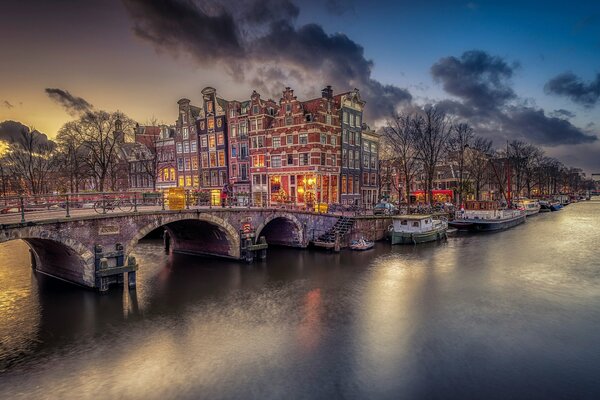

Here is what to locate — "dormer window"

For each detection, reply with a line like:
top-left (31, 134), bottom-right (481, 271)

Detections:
top-left (253, 105), bottom-right (259, 114)
top-left (306, 114), bottom-right (312, 122)
top-left (286, 104), bottom-right (291, 113)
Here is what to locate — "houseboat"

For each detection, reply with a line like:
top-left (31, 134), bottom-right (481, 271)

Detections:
top-left (389, 214), bottom-right (448, 244)
top-left (449, 201), bottom-right (526, 231)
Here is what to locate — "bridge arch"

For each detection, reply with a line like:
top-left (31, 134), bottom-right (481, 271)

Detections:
top-left (127, 213), bottom-right (240, 259)
top-left (255, 212), bottom-right (305, 247)
top-left (0, 229), bottom-right (95, 286)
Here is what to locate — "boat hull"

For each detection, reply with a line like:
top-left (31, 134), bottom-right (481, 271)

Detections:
top-left (391, 227), bottom-right (447, 244)
top-left (449, 214), bottom-right (526, 231)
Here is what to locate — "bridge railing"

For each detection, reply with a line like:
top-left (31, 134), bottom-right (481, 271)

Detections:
top-left (0, 192), bottom-right (169, 223)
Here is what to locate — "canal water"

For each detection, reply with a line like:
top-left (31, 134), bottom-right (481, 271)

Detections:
top-left (1, 202), bottom-right (600, 399)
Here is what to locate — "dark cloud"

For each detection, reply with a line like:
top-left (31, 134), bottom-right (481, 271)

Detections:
top-left (0, 120), bottom-right (55, 148)
top-left (121, 0), bottom-right (411, 121)
top-left (544, 72), bottom-right (600, 108)
top-left (500, 107), bottom-right (596, 146)
top-left (242, 0), bottom-right (299, 24)
top-left (45, 88), bottom-right (93, 115)
top-left (431, 50), bottom-right (597, 147)
top-left (431, 50), bottom-right (517, 111)
top-left (2, 100), bottom-right (14, 109)
top-left (550, 109), bottom-right (576, 119)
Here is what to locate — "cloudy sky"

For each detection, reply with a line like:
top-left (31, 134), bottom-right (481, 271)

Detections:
top-left (1, 0), bottom-right (599, 172)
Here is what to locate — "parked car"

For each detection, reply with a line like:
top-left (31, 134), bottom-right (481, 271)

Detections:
top-left (373, 202), bottom-right (399, 215)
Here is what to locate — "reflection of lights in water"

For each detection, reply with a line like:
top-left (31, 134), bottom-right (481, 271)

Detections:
top-left (297, 288), bottom-right (322, 350)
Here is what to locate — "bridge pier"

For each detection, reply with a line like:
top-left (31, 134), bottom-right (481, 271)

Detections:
top-left (94, 244), bottom-right (138, 293)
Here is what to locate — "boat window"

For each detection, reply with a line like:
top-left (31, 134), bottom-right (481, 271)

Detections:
top-left (400, 220), bottom-right (407, 225)
top-left (412, 221), bottom-right (419, 227)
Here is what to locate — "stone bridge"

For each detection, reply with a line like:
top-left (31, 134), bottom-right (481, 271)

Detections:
top-left (0, 208), bottom-right (339, 290)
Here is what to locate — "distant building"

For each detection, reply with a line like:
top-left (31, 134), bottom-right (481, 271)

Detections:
top-left (174, 98), bottom-right (201, 190)
top-left (360, 125), bottom-right (379, 207)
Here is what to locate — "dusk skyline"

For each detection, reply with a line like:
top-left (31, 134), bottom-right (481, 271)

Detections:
top-left (1, 0), bottom-right (599, 171)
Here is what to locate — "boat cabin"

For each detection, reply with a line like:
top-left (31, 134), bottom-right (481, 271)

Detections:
top-left (392, 215), bottom-right (439, 233)
top-left (464, 201), bottom-right (500, 210)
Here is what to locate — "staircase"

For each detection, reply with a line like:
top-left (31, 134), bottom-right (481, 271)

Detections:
top-left (313, 216), bottom-right (355, 249)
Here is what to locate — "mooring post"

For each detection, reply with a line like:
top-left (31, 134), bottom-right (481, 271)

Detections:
top-left (163, 230), bottom-right (170, 253)
top-left (99, 257), bottom-right (109, 293)
top-left (334, 232), bottom-right (341, 253)
top-left (127, 256), bottom-right (137, 289)
top-left (245, 238), bottom-right (254, 263)
top-left (259, 236), bottom-right (267, 260)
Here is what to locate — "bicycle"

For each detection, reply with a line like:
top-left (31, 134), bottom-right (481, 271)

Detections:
top-left (93, 197), bottom-right (133, 214)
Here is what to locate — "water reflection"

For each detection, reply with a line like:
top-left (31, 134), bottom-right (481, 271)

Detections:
top-left (1, 202), bottom-right (600, 399)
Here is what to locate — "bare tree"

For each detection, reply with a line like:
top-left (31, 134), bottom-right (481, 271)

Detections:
top-left (57, 111), bottom-right (135, 191)
top-left (5, 127), bottom-right (57, 195)
top-left (56, 122), bottom-right (93, 192)
top-left (465, 136), bottom-right (493, 200)
top-left (412, 106), bottom-right (451, 206)
top-left (446, 122), bottom-right (474, 206)
top-left (382, 113), bottom-right (421, 208)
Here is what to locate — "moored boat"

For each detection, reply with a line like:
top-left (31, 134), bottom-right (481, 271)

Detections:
top-left (350, 238), bottom-right (374, 251)
top-left (389, 214), bottom-right (448, 244)
top-left (538, 200), bottom-right (552, 212)
top-left (514, 199), bottom-right (541, 216)
top-left (449, 201), bottom-right (525, 232)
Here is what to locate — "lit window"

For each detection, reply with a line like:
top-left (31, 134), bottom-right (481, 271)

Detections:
top-left (218, 150), bottom-right (225, 166)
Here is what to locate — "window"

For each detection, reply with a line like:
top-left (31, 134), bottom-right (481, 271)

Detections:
top-left (299, 153), bottom-right (309, 166)
top-left (231, 145), bottom-right (237, 157)
top-left (271, 155), bottom-right (281, 168)
top-left (210, 152), bottom-right (217, 167)
top-left (320, 153), bottom-right (326, 165)
top-left (209, 134), bottom-right (216, 149)
top-left (202, 153), bottom-right (208, 168)
top-left (287, 135), bottom-right (293, 145)
top-left (192, 157), bottom-right (198, 170)
top-left (342, 130), bottom-right (348, 143)
top-left (208, 118), bottom-right (215, 130)
top-left (364, 141), bottom-right (369, 152)
top-left (218, 150), bottom-right (225, 166)
top-left (285, 116), bottom-right (293, 126)
top-left (241, 164), bottom-right (248, 180)
top-left (217, 133), bottom-right (224, 146)
top-left (201, 136), bottom-right (207, 148)
top-left (342, 175), bottom-right (347, 194)
top-left (343, 112), bottom-right (348, 124)
top-left (331, 136), bottom-right (337, 146)
top-left (273, 137), bottom-right (280, 148)
top-left (354, 176), bottom-right (359, 193)
top-left (177, 143), bottom-right (183, 153)
top-left (231, 125), bottom-right (237, 138)
top-left (177, 158), bottom-right (183, 171)
top-left (178, 176), bottom-right (184, 187)
top-left (183, 127), bottom-right (189, 139)
top-left (230, 109), bottom-right (236, 118)
top-left (326, 114), bottom-right (331, 125)
top-left (231, 164), bottom-right (237, 178)
top-left (191, 141), bottom-right (197, 152)
top-left (258, 136), bottom-right (264, 148)
top-left (348, 176), bottom-right (353, 194)
top-left (257, 119), bottom-right (263, 130)
top-left (342, 149), bottom-right (348, 167)
top-left (320, 133), bottom-right (327, 144)
top-left (240, 144), bottom-right (248, 158)
top-left (354, 151), bottom-right (360, 169)
top-left (356, 115), bottom-right (361, 127)
top-left (286, 103), bottom-right (291, 113)
top-left (239, 122), bottom-right (247, 137)
top-left (251, 120), bottom-right (257, 131)
top-left (287, 154), bottom-right (294, 165)
top-left (364, 154), bottom-right (370, 167)
top-left (331, 154), bottom-right (336, 166)
top-left (184, 158), bottom-right (190, 170)
top-left (184, 142), bottom-right (190, 153)
top-left (253, 105), bottom-right (259, 114)
top-left (253, 155), bottom-right (265, 167)
top-left (299, 133), bottom-right (308, 144)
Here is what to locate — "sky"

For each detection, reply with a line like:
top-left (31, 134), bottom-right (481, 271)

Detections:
top-left (0, 0), bottom-right (599, 172)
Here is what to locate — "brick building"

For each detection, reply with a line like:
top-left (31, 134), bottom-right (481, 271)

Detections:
top-left (361, 125), bottom-right (379, 207)
top-left (249, 86), bottom-right (341, 208)
top-left (175, 98), bottom-right (201, 190)
top-left (197, 87), bottom-right (229, 205)
top-left (335, 89), bottom-right (365, 205)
